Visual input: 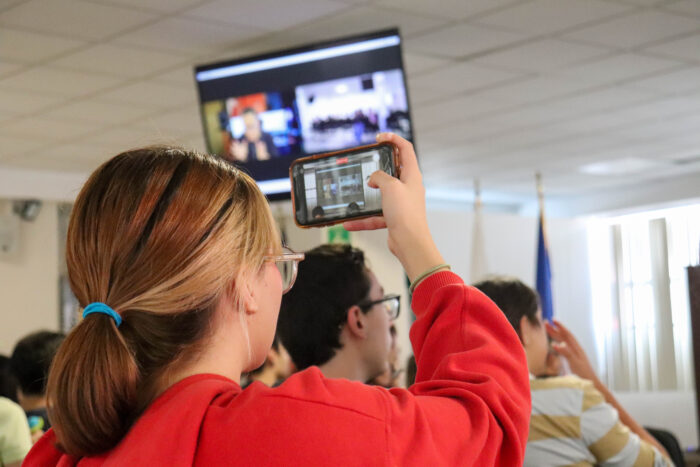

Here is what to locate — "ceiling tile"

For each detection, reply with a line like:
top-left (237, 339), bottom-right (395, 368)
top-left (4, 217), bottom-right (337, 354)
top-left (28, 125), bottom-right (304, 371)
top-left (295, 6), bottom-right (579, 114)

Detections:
top-left (80, 125), bottom-right (200, 149)
top-left (84, 0), bottom-right (206, 13)
top-left (409, 62), bottom-right (524, 94)
top-left (0, 67), bottom-right (124, 98)
top-left (475, 0), bottom-right (632, 35)
top-left (0, 28), bottom-right (86, 64)
top-left (132, 106), bottom-right (202, 135)
top-left (0, 136), bottom-right (47, 160)
top-left (0, 60), bottom-right (23, 77)
top-left (475, 39), bottom-right (612, 73)
top-left (627, 65), bottom-right (700, 93)
top-left (0, 116), bottom-right (103, 142)
top-left (662, 0), bottom-right (700, 18)
top-left (41, 99), bottom-right (159, 125)
top-left (151, 65), bottom-right (197, 87)
top-left (563, 11), bottom-right (700, 49)
top-left (413, 95), bottom-right (510, 131)
top-left (51, 43), bottom-right (188, 78)
top-left (555, 53), bottom-right (682, 87)
top-left (115, 16), bottom-right (266, 54)
top-left (376, 0), bottom-right (519, 21)
top-left (2, 151), bottom-right (102, 173)
top-left (0, 0), bottom-right (155, 40)
top-left (472, 76), bottom-right (597, 105)
top-left (285, 6), bottom-right (447, 41)
top-left (645, 33), bottom-right (700, 61)
top-left (97, 81), bottom-right (197, 109)
top-left (186, 0), bottom-right (349, 30)
top-left (0, 88), bottom-right (66, 114)
top-left (400, 53), bottom-right (451, 76)
top-left (406, 23), bottom-right (526, 59)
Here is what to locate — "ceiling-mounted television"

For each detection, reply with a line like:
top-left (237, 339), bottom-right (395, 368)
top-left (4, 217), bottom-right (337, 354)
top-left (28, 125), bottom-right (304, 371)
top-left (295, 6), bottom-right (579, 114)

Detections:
top-left (194, 28), bottom-right (414, 201)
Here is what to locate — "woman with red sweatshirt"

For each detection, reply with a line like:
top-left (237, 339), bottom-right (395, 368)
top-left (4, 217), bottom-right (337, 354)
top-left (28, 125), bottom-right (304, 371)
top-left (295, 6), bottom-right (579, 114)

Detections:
top-left (25, 133), bottom-right (530, 466)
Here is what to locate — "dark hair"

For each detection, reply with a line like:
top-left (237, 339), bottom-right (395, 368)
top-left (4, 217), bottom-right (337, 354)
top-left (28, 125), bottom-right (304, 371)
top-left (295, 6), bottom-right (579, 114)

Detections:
top-left (46, 146), bottom-right (278, 457)
top-left (10, 331), bottom-right (65, 396)
top-left (406, 355), bottom-right (416, 387)
top-left (277, 244), bottom-right (371, 369)
top-left (473, 277), bottom-right (540, 340)
top-left (0, 355), bottom-right (19, 402)
top-left (241, 107), bottom-right (257, 116)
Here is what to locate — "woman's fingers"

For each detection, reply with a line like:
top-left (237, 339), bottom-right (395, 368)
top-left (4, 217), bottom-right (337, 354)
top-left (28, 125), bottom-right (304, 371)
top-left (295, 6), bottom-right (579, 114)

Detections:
top-left (376, 132), bottom-right (420, 184)
top-left (343, 216), bottom-right (387, 231)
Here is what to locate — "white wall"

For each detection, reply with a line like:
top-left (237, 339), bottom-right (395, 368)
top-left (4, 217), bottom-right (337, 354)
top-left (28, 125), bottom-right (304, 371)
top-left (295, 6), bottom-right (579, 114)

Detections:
top-left (615, 390), bottom-right (698, 449)
top-left (0, 201), bottom-right (60, 355)
top-left (427, 208), bottom-right (599, 371)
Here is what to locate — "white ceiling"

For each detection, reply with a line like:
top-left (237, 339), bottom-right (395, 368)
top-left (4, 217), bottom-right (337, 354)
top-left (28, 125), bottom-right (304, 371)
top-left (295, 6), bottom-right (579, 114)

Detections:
top-left (1, 0), bottom-right (700, 208)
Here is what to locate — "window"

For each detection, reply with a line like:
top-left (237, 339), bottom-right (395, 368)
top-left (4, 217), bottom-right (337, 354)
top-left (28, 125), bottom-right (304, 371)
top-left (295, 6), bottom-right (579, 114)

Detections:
top-left (588, 204), bottom-right (700, 391)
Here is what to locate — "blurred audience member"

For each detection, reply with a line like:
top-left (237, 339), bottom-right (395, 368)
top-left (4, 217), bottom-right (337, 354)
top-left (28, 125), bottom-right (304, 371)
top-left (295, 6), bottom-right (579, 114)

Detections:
top-left (278, 244), bottom-right (399, 383)
top-left (475, 278), bottom-right (671, 467)
top-left (0, 356), bottom-right (19, 403)
top-left (10, 331), bottom-right (65, 432)
top-left (0, 396), bottom-right (32, 466)
top-left (368, 324), bottom-right (402, 388)
top-left (405, 355), bottom-right (417, 387)
top-left (245, 335), bottom-right (294, 388)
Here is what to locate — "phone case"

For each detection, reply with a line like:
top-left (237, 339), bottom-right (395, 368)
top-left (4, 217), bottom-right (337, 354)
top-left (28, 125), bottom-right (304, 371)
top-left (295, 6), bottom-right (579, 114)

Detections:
top-left (289, 142), bottom-right (400, 228)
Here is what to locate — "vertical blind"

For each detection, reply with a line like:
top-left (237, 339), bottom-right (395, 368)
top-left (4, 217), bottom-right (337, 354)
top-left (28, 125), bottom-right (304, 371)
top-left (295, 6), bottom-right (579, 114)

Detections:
top-left (589, 204), bottom-right (700, 391)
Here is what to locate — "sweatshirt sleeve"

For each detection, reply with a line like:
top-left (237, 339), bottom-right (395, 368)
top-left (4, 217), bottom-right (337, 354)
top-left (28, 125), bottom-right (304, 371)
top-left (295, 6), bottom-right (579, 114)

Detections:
top-left (382, 271), bottom-right (531, 466)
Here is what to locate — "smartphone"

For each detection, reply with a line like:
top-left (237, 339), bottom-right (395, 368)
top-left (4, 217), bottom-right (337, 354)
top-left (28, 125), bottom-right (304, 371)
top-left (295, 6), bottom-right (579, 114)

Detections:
top-left (290, 142), bottom-right (400, 228)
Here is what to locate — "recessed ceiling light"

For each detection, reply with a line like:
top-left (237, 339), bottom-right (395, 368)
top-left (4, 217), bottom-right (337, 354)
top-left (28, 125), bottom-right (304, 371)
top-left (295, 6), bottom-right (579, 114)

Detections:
top-left (579, 157), bottom-right (666, 175)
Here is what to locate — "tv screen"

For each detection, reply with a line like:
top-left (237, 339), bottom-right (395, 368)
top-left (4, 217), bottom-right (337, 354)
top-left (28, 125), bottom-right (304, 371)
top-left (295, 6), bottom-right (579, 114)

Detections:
top-left (194, 29), bottom-right (414, 200)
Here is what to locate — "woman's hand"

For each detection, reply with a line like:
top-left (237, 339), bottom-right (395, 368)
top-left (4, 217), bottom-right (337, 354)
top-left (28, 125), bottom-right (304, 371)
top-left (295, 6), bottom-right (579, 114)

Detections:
top-left (343, 133), bottom-right (444, 281)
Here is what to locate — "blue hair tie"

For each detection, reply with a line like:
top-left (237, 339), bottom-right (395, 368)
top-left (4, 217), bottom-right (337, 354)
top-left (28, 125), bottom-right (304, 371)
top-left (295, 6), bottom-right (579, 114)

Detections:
top-left (83, 302), bottom-right (122, 327)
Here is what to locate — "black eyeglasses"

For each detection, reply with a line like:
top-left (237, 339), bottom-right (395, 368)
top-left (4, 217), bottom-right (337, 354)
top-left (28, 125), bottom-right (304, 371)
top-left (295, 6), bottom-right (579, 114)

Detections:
top-left (358, 294), bottom-right (400, 320)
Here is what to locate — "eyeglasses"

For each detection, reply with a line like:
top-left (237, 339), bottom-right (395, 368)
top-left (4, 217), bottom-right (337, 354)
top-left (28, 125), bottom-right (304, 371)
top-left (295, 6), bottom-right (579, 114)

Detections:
top-left (358, 294), bottom-right (401, 320)
top-left (264, 246), bottom-right (305, 294)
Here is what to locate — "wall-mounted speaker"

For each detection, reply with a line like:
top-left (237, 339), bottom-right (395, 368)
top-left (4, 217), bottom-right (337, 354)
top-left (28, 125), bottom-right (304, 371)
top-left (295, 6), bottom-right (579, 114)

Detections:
top-left (12, 199), bottom-right (42, 222)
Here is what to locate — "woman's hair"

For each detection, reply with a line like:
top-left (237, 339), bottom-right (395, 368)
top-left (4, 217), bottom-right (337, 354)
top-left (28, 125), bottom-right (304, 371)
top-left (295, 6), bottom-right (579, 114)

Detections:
top-left (47, 146), bottom-right (278, 457)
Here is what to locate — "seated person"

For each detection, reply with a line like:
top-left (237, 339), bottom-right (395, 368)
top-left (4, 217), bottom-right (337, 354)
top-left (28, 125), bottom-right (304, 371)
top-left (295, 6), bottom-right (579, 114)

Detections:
top-left (243, 334), bottom-right (293, 388)
top-left (474, 277), bottom-right (671, 467)
top-left (368, 324), bottom-right (402, 388)
top-left (0, 396), bottom-right (32, 467)
top-left (10, 331), bottom-right (65, 432)
top-left (0, 355), bottom-right (19, 403)
top-left (277, 244), bottom-right (400, 384)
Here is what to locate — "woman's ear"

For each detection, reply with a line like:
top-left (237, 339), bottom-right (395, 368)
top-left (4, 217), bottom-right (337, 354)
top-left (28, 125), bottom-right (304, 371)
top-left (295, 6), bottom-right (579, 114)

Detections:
top-left (229, 277), bottom-right (258, 315)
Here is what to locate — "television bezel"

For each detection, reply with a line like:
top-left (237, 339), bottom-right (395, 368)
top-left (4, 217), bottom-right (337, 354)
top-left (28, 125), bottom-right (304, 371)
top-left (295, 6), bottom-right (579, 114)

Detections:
top-left (193, 28), bottom-right (416, 202)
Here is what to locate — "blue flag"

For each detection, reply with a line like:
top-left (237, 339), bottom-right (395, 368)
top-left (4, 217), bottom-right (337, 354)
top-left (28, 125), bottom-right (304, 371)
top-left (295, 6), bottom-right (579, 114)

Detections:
top-left (536, 214), bottom-right (554, 322)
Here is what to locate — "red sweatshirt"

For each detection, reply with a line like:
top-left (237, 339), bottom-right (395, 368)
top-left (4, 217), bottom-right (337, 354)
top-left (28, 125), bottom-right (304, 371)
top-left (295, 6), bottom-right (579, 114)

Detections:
top-left (24, 271), bottom-right (530, 466)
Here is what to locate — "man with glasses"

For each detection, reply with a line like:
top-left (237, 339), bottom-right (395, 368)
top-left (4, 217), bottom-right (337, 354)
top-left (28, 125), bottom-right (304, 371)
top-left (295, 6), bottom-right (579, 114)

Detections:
top-left (277, 244), bottom-right (400, 384)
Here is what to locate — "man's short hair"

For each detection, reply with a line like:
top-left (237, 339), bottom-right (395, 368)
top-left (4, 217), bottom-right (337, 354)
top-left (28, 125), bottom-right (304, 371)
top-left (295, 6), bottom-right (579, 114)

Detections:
top-left (473, 278), bottom-right (540, 339)
top-left (277, 244), bottom-right (371, 370)
top-left (10, 331), bottom-right (65, 396)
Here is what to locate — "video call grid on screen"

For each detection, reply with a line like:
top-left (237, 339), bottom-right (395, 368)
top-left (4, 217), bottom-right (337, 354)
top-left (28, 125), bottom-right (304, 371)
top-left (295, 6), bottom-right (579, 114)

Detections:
top-left (194, 29), bottom-right (414, 201)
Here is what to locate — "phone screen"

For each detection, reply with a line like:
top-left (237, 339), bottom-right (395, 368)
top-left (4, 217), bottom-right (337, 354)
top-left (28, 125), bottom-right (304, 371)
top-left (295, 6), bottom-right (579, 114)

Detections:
top-left (291, 144), bottom-right (397, 227)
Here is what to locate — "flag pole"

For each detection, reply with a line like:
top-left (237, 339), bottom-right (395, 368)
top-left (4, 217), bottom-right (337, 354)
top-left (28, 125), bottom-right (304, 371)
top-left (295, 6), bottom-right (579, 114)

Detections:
top-left (474, 178), bottom-right (481, 210)
top-left (536, 172), bottom-right (544, 219)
